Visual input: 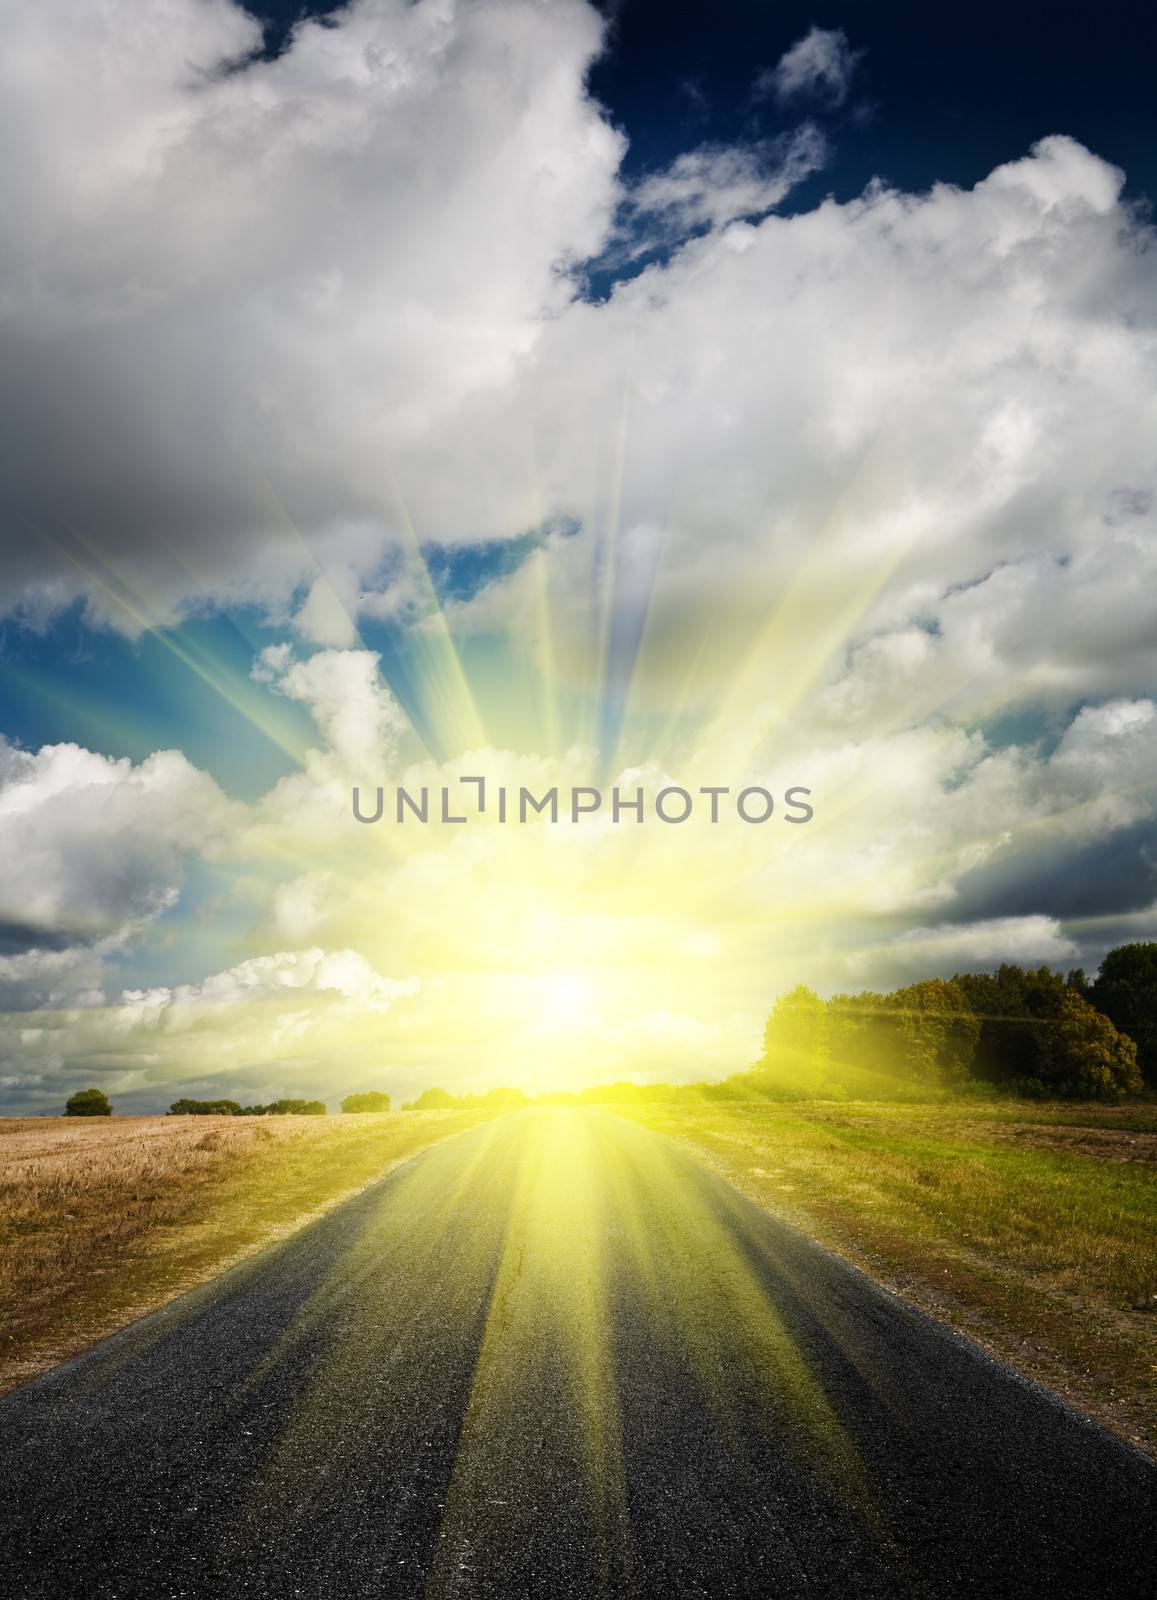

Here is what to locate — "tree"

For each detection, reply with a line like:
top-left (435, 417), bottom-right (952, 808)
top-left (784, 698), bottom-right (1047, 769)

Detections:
top-left (65, 1088), bottom-right (111, 1117)
top-left (1040, 989), bottom-right (1141, 1099)
top-left (405, 1087), bottom-right (457, 1110)
top-left (958, 964), bottom-right (1142, 1099)
top-left (480, 1087), bottom-right (529, 1107)
top-left (760, 985), bottom-right (830, 1090)
top-left (890, 978), bottom-right (980, 1087)
top-left (826, 990), bottom-right (894, 1083)
top-left (341, 1091), bottom-right (392, 1113)
top-left (1091, 943), bottom-right (1157, 1087)
top-left (956, 965), bottom-right (1055, 1088)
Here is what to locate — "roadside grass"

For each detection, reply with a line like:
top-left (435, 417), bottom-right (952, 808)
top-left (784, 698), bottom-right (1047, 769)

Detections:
top-left (0, 1111), bottom-right (487, 1393)
top-left (622, 1099), bottom-right (1157, 1456)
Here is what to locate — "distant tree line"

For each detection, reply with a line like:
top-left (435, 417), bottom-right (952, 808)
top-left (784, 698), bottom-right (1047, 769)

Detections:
top-left (754, 943), bottom-right (1157, 1101)
top-left (403, 1086), bottom-right (528, 1110)
top-left (168, 1097), bottom-right (327, 1116)
top-left (63, 1090), bottom-right (398, 1118)
top-left (166, 1090), bottom-right (395, 1116)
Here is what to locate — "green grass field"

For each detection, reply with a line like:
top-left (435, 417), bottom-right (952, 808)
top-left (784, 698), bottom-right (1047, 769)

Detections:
top-left (623, 1099), bottom-right (1157, 1455)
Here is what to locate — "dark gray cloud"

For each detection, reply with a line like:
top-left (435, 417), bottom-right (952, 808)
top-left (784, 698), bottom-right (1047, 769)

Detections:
top-left (949, 819), bottom-right (1157, 924)
top-left (0, 922), bottom-right (75, 957)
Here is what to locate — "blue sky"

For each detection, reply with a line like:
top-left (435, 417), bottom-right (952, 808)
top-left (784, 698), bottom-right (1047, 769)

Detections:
top-left (588, 1), bottom-right (1157, 200)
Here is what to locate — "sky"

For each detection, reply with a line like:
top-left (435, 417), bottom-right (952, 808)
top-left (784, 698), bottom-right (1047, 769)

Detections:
top-left (1, 0), bottom-right (1156, 1113)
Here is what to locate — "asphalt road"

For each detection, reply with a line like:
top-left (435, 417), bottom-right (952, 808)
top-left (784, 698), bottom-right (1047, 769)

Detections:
top-left (1, 1109), bottom-right (1153, 1599)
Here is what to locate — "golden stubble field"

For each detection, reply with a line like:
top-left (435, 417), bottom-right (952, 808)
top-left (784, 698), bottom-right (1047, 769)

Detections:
top-left (0, 1111), bottom-right (487, 1391)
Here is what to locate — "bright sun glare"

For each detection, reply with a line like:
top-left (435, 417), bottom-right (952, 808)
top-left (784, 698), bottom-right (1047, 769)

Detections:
top-left (536, 973), bottom-right (597, 1033)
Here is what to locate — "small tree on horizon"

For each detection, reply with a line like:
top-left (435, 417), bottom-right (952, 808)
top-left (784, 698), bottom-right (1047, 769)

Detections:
top-left (341, 1091), bottom-right (392, 1113)
top-left (405, 1087), bottom-right (457, 1110)
top-left (65, 1087), bottom-right (112, 1117)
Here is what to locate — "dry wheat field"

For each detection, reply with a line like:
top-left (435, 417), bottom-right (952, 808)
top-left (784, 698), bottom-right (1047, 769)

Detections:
top-left (0, 1111), bottom-right (483, 1391)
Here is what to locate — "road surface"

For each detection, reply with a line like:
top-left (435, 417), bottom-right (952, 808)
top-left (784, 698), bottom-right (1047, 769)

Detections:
top-left (1, 1108), bottom-right (1153, 1598)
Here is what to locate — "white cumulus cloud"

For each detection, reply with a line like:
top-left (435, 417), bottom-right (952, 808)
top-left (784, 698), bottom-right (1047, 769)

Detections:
top-left (0, 739), bottom-right (229, 960)
top-left (757, 26), bottom-right (859, 107)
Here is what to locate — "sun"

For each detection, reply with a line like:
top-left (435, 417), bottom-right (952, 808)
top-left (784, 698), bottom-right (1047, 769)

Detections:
top-left (535, 972), bottom-right (597, 1033)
